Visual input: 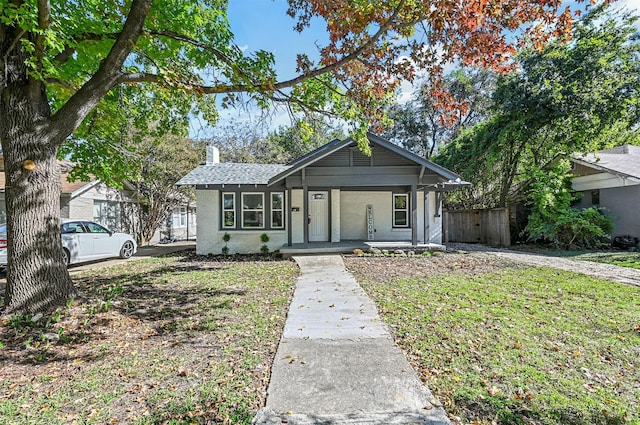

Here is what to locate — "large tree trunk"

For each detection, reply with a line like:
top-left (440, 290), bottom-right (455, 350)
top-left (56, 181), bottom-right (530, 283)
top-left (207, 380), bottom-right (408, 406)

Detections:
top-left (1, 25), bottom-right (75, 315)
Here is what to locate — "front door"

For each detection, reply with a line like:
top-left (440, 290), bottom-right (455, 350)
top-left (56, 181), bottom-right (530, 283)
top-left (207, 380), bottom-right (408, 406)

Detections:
top-left (308, 191), bottom-right (329, 242)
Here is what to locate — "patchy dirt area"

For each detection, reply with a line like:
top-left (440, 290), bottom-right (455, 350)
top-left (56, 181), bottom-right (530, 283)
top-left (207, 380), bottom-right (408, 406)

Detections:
top-left (344, 251), bottom-right (520, 283)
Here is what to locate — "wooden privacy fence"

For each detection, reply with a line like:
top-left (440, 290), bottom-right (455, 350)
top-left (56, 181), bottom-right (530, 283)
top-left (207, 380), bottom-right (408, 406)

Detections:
top-left (444, 208), bottom-right (511, 247)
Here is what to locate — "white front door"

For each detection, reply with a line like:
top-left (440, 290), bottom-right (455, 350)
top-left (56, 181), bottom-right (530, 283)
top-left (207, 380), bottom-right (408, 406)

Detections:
top-left (308, 191), bottom-right (329, 242)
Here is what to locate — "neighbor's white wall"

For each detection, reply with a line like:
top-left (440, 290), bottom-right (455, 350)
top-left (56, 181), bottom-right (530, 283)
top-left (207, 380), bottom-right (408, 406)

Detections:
top-left (68, 196), bottom-right (93, 220)
top-left (69, 183), bottom-right (137, 221)
top-left (195, 189), bottom-right (287, 255)
top-left (601, 185), bottom-right (640, 238)
top-left (572, 172), bottom-right (640, 192)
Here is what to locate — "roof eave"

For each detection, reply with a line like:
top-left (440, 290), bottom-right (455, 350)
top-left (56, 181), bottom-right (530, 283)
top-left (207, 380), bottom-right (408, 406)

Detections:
top-left (267, 138), bottom-right (353, 186)
top-left (571, 156), bottom-right (640, 181)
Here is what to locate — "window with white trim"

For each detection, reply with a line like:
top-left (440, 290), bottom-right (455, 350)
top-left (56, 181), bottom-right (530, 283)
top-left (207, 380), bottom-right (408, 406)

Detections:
top-left (222, 193), bottom-right (235, 228)
top-left (271, 192), bottom-right (284, 228)
top-left (242, 193), bottom-right (264, 228)
top-left (393, 194), bottom-right (409, 227)
top-left (93, 200), bottom-right (122, 231)
top-left (172, 207), bottom-right (187, 228)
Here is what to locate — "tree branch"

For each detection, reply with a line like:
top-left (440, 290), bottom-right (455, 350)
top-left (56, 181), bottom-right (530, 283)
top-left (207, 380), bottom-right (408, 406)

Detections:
top-left (133, 2), bottom-right (411, 96)
top-left (47, 0), bottom-right (152, 145)
top-left (34, 0), bottom-right (51, 66)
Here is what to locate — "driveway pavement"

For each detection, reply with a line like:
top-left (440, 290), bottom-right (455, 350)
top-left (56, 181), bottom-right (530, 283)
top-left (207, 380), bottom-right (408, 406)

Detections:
top-left (254, 255), bottom-right (450, 425)
top-left (446, 243), bottom-right (640, 287)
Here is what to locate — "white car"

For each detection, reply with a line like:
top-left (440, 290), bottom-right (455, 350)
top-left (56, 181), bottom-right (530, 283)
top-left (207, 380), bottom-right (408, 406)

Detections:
top-left (0, 220), bottom-right (137, 267)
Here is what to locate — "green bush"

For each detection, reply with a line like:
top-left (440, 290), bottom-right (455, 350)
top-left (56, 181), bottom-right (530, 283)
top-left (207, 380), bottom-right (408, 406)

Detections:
top-left (525, 162), bottom-right (612, 250)
top-left (526, 206), bottom-right (612, 249)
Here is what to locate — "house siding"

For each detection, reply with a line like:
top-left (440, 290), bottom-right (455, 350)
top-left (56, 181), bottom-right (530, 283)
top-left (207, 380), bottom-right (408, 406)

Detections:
top-left (601, 185), bottom-right (640, 237)
top-left (291, 189), bottom-right (305, 244)
top-left (339, 191), bottom-right (426, 242)
top-left (196, 190), bottom-right (218, 255)
top-left (331, 189), bottom-right (341, 242)
top-left (195, 189), bottom-right (286, 255)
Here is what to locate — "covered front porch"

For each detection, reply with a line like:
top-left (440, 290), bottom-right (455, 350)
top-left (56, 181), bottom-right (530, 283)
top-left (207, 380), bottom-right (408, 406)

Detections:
top-left (278, 240), bottom-right (446, 257)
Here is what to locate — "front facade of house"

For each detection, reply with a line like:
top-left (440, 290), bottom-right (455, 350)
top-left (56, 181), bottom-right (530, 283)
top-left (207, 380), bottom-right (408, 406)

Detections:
top-left (571, 145), bottom-right (640, 238)
top-left (178, 134), bottom-right (467, 255)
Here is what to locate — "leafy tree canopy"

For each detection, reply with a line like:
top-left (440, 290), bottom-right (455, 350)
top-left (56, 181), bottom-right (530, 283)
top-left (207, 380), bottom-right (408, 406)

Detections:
top-left (381, 68), bottom-right (496, 158)
top-left (437, 4), bottom-right (640, 210)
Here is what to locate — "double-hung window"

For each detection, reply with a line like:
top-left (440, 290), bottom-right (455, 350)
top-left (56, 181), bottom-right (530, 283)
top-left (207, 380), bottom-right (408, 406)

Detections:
top-left (242, 193), bottom-right (264, 228)
top-left (222, 193), bottom-right (235, 228)
top-left (172, 207), bottom-right (187, 228)
top-left (271, 193), bottom-right (284, 228)
top-left (393, 194), bottom-right (409, 227)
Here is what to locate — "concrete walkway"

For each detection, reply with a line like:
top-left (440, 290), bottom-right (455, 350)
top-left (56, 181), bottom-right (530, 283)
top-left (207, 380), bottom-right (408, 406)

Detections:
top-left (253, 255), bottom-right (450, 425)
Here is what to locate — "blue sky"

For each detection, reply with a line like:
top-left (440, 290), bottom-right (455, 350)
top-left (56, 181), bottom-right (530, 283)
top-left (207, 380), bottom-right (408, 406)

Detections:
top-left (227, 0), bottom-right (328, 81)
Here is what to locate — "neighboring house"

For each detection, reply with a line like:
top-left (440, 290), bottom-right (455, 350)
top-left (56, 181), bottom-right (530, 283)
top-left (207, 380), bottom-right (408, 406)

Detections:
top-left (159, 203), bottom-right (197, 242)
top-left (571, 145), bottom-right (640, 238)
top-left (0, 157), bottom-right (196, 243)
top-left (177, 133), bottom-right (469, 254)
top-left (0, 157), bottom-right (139, 233)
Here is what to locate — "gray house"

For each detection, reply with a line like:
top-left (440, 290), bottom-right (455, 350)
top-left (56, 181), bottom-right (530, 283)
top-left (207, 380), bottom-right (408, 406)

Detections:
top-left (177, 133), bottom-right (468, 254)
top-left (571, 145), bottom-right (640, 238)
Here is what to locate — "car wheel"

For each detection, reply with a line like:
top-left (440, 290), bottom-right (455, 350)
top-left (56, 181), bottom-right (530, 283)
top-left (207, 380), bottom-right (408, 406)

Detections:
top-left (62, 248), bottom-right (70, 266)
top-left (120, 241), bottom-right (134, 259)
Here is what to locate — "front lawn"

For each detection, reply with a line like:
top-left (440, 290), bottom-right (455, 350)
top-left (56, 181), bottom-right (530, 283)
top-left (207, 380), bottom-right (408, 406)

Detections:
top-left (345, 254), bottom-right (640, 425)
top-left (0, 253), bottom-right (298, 424)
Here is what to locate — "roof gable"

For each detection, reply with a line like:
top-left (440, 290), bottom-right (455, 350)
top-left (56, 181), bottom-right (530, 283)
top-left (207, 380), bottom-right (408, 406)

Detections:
top-left (268, 133), bottom-right (464, 186)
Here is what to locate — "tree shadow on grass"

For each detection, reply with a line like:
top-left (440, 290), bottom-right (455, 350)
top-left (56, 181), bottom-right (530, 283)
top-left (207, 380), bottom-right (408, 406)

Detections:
top-left (0, 259), bottom-right (259, 366)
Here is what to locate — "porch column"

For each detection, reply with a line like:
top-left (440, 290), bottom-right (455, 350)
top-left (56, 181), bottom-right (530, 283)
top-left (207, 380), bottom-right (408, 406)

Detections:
top-left (287, 187), bottom-right (293, 246)
top-left (302, 185), bottom-right (309, 246)
top-left (411, 183), bottom-right (418, 246)
top-left (331, 188), bottom-right (341, 242)
top-left (424, 191), bottom-right (430, 243)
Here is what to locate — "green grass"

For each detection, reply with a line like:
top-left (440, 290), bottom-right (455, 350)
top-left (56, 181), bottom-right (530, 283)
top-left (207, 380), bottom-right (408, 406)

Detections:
top-left (0, 254), bottom-right (299, 424)
top-left (574, 252), bottom-right (640, 270)
top-left (346, 256), bottom-right (640, 425)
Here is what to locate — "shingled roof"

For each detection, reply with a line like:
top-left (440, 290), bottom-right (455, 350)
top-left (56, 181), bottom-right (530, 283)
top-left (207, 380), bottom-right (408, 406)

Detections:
top-left (176, 163), bottom-right (290, 186)
top-left (572, 145), bottom-right (640, 180)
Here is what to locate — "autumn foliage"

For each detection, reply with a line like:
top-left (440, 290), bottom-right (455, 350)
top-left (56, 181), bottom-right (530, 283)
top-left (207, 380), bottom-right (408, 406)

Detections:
top-left (286, 0), bottom-right (590, 130)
